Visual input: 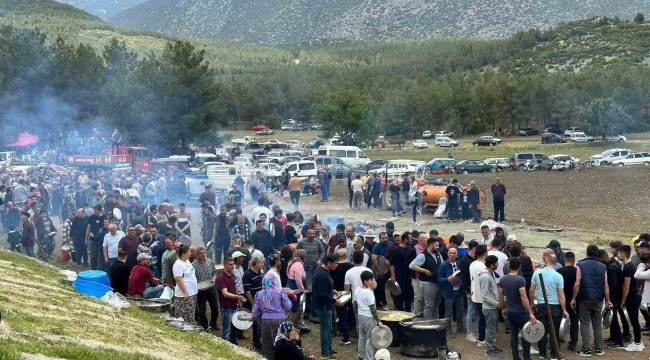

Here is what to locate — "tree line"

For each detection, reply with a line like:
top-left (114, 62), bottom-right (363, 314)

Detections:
top-left (1, 16), bottom-right (649, 148)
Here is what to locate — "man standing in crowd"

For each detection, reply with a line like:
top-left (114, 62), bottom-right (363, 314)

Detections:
top-left (288, 173), bottom-right (302, 210)
top-left (371, 231), bottom-right (392, 311)
top-left (217, 257), bottom-right (246, 345)
top-left (530, 254), bottom-right (567, 359)
top-left (470, 245), bottom-right (488, 346)
top-left (250, 219), bottom-right (273, 259)
top-left (571, 245), bottom-right (611, 357)
top-left (408, 233), bottom-right (428, 319)
top-left (313, 254), bottom-right (339, 359)
top-left (71, 208), bottom-right (89, 266)
top-left (389, 233), bottom-right (414, 312)
top-left (369, 172), bottom-right (381, 210)
top-left (491, 177), bottom-right (506, 222)
top-left (547, 240), bottom-right (566, 266)
top-left (86, 205), bottom-right (106, 270)
top-left (605, 240), bottom-right (628, 348)
top-left (332, 248), bottom-right (353, 345)
top-left (319, 167), bottom-right (331, 202)
top-left (460, 240), bottom-right (479, 342)
top-left (214, 205), bottom-right (231, 264)
top-left (438, 247), bottom-right (465, 333)
top-left (557, 252), bottom-right (579, 352)
top-left (619, 245), bottom-right (644, 351)
top-left (193, 247), bottom-right (219, 332)
top-left (243, 256), bottom-right (265, 350)
top-left (499, 257), bottom-right (537, 360)
top-left (479, 255), bottom-right (501, 358)
top-left (351, 174), bottom-right (364, 211)
top-left (409, 237), bottom-right (443, 319)
top-left (102, 224), bottom-right (125, 268)
top-left (118, 226), bottom-right (140, 269)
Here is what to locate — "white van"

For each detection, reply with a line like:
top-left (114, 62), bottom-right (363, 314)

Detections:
top-left (281, 160), bottom-right (317, 180)
top-left (316, 146), bottom-right (370, 167)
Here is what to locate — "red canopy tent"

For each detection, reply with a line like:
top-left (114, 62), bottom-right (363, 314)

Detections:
top-left (5, 133), bottom-right (39, 147)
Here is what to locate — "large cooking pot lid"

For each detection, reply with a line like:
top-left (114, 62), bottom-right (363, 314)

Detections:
top-left (558, 318), bottom-right (569, 343)
top-left (522, 321), bottom-right (545, 343)
top-left (386, 280), bottom-right (401, 296)
top-left (336, 291), bottom-right (352, 306)
top-left (602, 308), bottom-right (613, 329)
top-left (232, 308), bottom-right (253, 330)
top-left (371, 325), bottom-right (393, 349)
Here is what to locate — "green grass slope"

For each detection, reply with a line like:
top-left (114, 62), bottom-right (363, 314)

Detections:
top-left (0, 0), bottom-right (100, 21)
top-left (0, 250), bottom-right (259, 360)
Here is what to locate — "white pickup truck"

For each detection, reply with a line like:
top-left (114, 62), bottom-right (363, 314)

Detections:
top-left (232, 136), bottom-right (257, 147)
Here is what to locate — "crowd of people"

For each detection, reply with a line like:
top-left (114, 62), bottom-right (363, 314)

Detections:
top-left (4, 158), bottom-right (649, 360)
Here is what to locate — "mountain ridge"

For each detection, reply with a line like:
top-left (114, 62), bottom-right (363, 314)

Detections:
top-left (55, 0), bottom-right (146, 19)
top-left (110, 0), bottom-right (650, 45)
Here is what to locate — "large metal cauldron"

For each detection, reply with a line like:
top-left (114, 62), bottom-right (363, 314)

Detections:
top-left (399, 319), bottom-right (448, 357)
top-left (378, 311), bottom-right (413, 347)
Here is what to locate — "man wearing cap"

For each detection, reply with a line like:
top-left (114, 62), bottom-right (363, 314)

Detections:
top-left (20, 211), bottom-right (35, 257)
top-left (363, 230), bottom-right (376, 253)
top-left (103, 224), bottom-right (126, 268)
top-left (232, 251), bottom-right (246, 296)
top-left (193, 247), bottom-right (219, 331)
top-left (128, 253), bottom-right (163, 299)
top-left (546, 240), bottom-right (566, 266)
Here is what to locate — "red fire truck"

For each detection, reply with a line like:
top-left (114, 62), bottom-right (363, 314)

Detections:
top-left (66, 146), bottom-right (151, 171)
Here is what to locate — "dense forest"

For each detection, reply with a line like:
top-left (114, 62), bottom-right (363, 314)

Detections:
top-left (1, 4), bottom-right (650, 147)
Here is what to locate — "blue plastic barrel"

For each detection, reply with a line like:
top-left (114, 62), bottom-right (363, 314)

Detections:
top-left (77, 270), bottom-right (110, 286)
top-left (73, 279), bottom-right (113, 299)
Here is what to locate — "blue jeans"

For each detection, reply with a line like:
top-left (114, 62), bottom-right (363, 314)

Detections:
top-left (108, 257), bottom-right (117, 269)
top-left (143, 285), bottom-right (164, 299)
top-left (221, 308), bottom-right (238, 344)
top-left (321, 184), bottom-right (329, 201)
top-left (319, 307), bottom-right (334, 356)
top-left (467, 299), bottom-right (477, 336)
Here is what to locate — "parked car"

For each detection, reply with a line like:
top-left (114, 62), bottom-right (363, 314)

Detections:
top-left (422, 130), bottom-right (434, 139)
top-left (412, 139), bottom-right (428, 148)
top-left (435, 131), bottom-right (455, 138)
top-left (327, 164), bottom-right (361, 179)
top-left (472, 136), bottom-right (500, 146)
top-left (546, 154), bottom-right (579, 170)
top-left (311, 124), bottom-right (322, 130)
top-left (612, 152), bottom-right (650, 166)
top-left (280, 160), bottom-right (317, 179)
top-left (306, 139), bottom-right (324, 148)
top-left (251, 125), bottom-right (269, 132)
top-left (604, 134), bottom-right (627, 142)
top-left (425, 158), bottom-right (457, 174)
top-left (541, 133), bottom-right (567, 144)
top-left (564, 127), bottom-right (583, 136)
top-left (518, 127), bottom-right (539, 136)
top-left (569, 132), bottom-right (594, 142)
top-left (435, 136), bottom-right (458, 147)
top-left (544, 127), bottom-right (562, 135)
top-left (377, 160), bottom-right (426, 177)
top-left (258, 163), bottom-right (283, 177)
top-left (244, 142), bottom-right (265, 155)
top-left (361, 159), bottom-right (388, 172)
top-left (589, 148), bottom-right (632, 166)
top-left (484, 157), bottom-right (510, 171)
top-left (455, 160), bottom-right (493, 174)
top-left (511, 153), bottom-right (549, 167)
top-left (287, 124), bottom-right (304, 131)
top-left (256, 129), bottom-right (274, 135)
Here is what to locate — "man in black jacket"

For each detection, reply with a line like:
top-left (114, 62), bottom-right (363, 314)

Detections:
top-left (605, 241), bottom-right (629, 347)
top-left (70, 208), bottom-right (89, 266)
top-left (313, 254), bottom-right (338, 359)
top-left (250, 219), bottom-right (273, 259)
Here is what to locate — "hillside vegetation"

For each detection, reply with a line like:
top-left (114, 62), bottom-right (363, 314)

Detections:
top-left (109, 0), bottom-right (650, 45)
top-left (0, 250), bottom-right (259, 360)
top-left (1, 0), bottom-right (650, 147)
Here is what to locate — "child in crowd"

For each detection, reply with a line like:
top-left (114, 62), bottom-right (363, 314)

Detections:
top-left (354, 270), bottom-right (384, 360)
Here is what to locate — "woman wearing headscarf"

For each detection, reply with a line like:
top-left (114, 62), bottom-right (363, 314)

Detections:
top-left (173, 244), bottom-right (198, 324)
top-left (273, 320), bottom-right (316, 360)
top-left (286, 249), bottom-right (310, 332)
top-left (252, 273), bottom-right (292, 360)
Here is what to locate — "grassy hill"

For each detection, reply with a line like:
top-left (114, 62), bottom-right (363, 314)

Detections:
top-left (0, 0), bottom-right (100, 20)
top-left (108, 0), bottom-right (650, 45)
top-left (0, 250), bottom-right (259, 360)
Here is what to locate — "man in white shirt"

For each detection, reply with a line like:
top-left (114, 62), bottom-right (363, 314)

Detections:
top-left (103, 224), bottom-right (125, 268)
top-left (469, 244), bottom-right (488, 346)
top-left (232, 251), bottom-right (246, 295)
top-left (481, 225), bottom-right (493, 245)
top-left (250, 198), bottom-right (272, 225)
top-left (351, 175), bottom-right (364, 210)
top-left (487, 239), bottom-right (508, 277)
